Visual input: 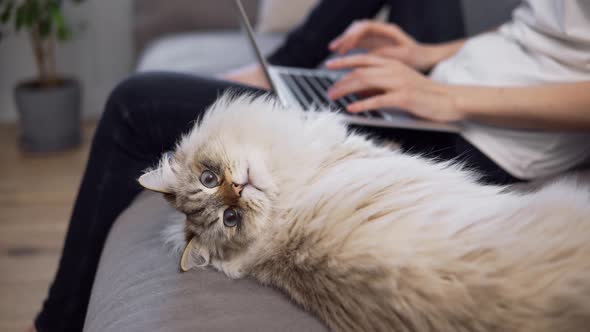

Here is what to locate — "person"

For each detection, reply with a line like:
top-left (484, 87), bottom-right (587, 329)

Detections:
top-left (227, 1), bottom-right (590, 180)
top-left (31, 0), bottom-right (590, 331)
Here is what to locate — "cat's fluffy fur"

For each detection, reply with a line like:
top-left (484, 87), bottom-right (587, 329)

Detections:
top-left (140, 93), bottom-right (590, 332)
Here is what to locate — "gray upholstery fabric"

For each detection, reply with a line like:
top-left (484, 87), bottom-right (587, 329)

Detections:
top-left (83, 191), bottom-right (327, 332)
top-left (133, 0), bottom-right (260, 53)
top-left (136, 32), bottom-right (285, 75)
top-left (87, 1), bottom-right (589, 330)
top-left (460, 0), bottom-right (520, 35)
top-left (84, 171), bottom-right (590, 332)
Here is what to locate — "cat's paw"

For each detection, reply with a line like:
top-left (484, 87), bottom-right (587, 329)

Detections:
top-left (213, 259), bottom-right (246, 279)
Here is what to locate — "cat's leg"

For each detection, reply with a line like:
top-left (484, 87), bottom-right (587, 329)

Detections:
top-left (33, 72), bottom-right (263, 332)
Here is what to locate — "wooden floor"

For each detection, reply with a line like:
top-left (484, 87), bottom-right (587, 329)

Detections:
top-left (0, 122), bottom-right (97, 332)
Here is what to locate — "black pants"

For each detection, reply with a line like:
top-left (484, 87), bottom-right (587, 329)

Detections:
top-left (35, 72), bottom-right (519, 331)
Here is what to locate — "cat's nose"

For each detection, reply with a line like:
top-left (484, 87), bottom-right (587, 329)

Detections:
top-left (231, 182), bottom-right (245, 197)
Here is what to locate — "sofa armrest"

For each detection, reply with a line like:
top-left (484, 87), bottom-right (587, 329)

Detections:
top-left (84, 191), bottom-right (327, 332)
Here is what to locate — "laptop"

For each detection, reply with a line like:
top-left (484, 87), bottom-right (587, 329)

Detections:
top-left (233, 0), bottom-right (460, 133)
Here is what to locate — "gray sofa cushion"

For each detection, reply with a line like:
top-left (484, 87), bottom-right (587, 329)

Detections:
top-left (83, 191), bottom-right (327, 332)
top-left (133, 0), bottom-right (260, 53)
top-left (136, 32), bottom-right (285, 75)
top-left (84, 170), bottom-right (590, 332)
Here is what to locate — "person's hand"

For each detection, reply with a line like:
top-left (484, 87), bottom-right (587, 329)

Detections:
top-left (221, 64), bottom-right (271, 90)
top-left (326, 54), bottom-right (463, 123)
top-left (329, 20), bottom-right (453, 71)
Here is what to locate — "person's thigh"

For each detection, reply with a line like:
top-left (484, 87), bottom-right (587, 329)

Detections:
top-left (352, 125), bottom-right (521, 185)
top-left (351, 126), bottom-right (458, 159)
top-left (103, 72), bottom-right (517, 186)
top-left (35, 72), bottom-right (265, 332)
top-left (103, 71), bottom-right (267, 158)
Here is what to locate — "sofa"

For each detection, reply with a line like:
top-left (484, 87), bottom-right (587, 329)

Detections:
top-left (134, 0), bottom-right (284, 75)
top-left (133, 0), bottom-right (519, 75)
top-left (83, 1), bottom-right (590, 331)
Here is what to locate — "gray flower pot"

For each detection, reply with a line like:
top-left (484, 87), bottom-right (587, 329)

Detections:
top-left (14, 78), bottom-right (82, 153)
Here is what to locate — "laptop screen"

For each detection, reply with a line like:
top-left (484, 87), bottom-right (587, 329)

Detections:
top-left (233, 0), bottom-right (279, 93)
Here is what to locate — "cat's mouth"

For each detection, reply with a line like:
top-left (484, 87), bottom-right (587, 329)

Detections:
top-left (233, 168), bottom-right (264, 197)
top-left (242, 177), bottom-right (264, 194)
top-left (245, 183), bottom-right (263, 193)
top-left (236, 164), bottom-right (275, 200)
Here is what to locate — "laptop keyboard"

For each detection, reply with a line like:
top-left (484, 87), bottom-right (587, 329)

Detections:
top-left (279, 72), bottom-right (382, 119)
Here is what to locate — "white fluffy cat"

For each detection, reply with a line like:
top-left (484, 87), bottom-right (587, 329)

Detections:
top-left (139, 93), bottom-right (590, 332)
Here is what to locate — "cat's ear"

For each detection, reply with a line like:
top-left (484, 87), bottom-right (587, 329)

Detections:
top-left (138, 153), bottom-right (177, 194)
top-left (180, 236), bottom-right (210, 272)
top-left (138, 169), bottom-right (172, 193)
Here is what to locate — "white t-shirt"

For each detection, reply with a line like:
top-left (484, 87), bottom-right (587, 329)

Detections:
top-left (430, 0), bottom-right (590, 179)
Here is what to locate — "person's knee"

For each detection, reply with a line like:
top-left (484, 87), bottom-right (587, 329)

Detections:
top-left (94, 73), bottom-right (165, 151)
top-left (102, 73), bottom-right (187, 139)
top-left (102, 73), bottom-right (155, 124)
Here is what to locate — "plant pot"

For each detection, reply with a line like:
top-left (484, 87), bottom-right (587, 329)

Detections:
top-left (14, 78), bottom-right (82, 153)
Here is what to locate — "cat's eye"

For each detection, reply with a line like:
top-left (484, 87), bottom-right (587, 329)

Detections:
top-left (200, 170), bottom-right (219, 188)
top-left (223, 208), bottom-right (241, 227)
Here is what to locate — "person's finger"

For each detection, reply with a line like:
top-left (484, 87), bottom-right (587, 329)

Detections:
top-left (325, 54), bottom-right (388, 69)
top-left (329, 21), bottom-right (365, 51)
top-left (329, 35), bottom-right (345, 51)
top-left (331, 20), bottom-right (404, 55)
top-left (346, 94), bottom-right (400, 113)
top-left (329, 21), bottom-right (363, 54)
top-left (372, 46), bottom-right (409, 62)
top-left (349, 88), bottom-right (458, 122)
top-left (377, 23), bottom-right (413, 44)
top-left (329, 29), bottom-right (356, 52)
top-left (336, 21), bottom-right (413, 54)
top-left (334, 22), bottom-right (367, 54)
top-left (328, 80), bottom-right (366, 100)
top-left (328, 70), bottom-right (394, 100)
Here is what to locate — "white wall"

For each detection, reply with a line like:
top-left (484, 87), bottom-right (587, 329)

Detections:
top-left (0, 0), bottom-right (134, 123)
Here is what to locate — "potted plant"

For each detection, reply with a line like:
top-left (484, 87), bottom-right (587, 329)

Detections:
top-left (1, 0), bottom-right (83, 152)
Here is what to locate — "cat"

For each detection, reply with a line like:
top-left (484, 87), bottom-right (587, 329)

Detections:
top-left (139, 93), bottom-right (590, 332)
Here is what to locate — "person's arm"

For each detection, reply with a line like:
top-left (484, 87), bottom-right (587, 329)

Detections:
top-left (328, 20), bottom-right (467, 71)
top-left (222, 0), bottom-right (385, 88)
top-left (224, 0), bottom-right (467, 88)
top-left (450, 82), bottom-right (590, 130)
top-left (327, 54), bottom-right (590, 130)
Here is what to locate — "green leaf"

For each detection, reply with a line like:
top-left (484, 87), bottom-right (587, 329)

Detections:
top-left (38, 18), bottom-right (51, 37)
top-left (57, 23), bottom-right (69, 40)
top-left (3, 0), bottom-right (83, 38)
top-left (28, 0), bottom-right (40, 24)
top-left (14, 3), bottom-right (24, 30)
top-left (50, 4), bottom-right (64, 27)
top-left (47, 0), bottom-right (59, 13)
top-left (1, 1), bottom-right (14, 24)
top-left (22, 3), bottom-right (33, 27)
top-left (50, 2), bottom-right (70, 40)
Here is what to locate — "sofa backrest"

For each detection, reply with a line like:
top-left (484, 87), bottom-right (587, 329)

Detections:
top-left (461, 0), bottom-right (520, 35)
top-left (133, 0), bottom-right (521, 54)
top-left (133, 0), bottom-right (259, 53)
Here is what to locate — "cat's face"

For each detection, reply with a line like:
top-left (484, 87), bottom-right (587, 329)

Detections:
top-left (139, 141), bottom-right (278, 272)
top-left (137, 94), bottom-right (297, 274)
top-left (138, 93), bottom-right (346, 275)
